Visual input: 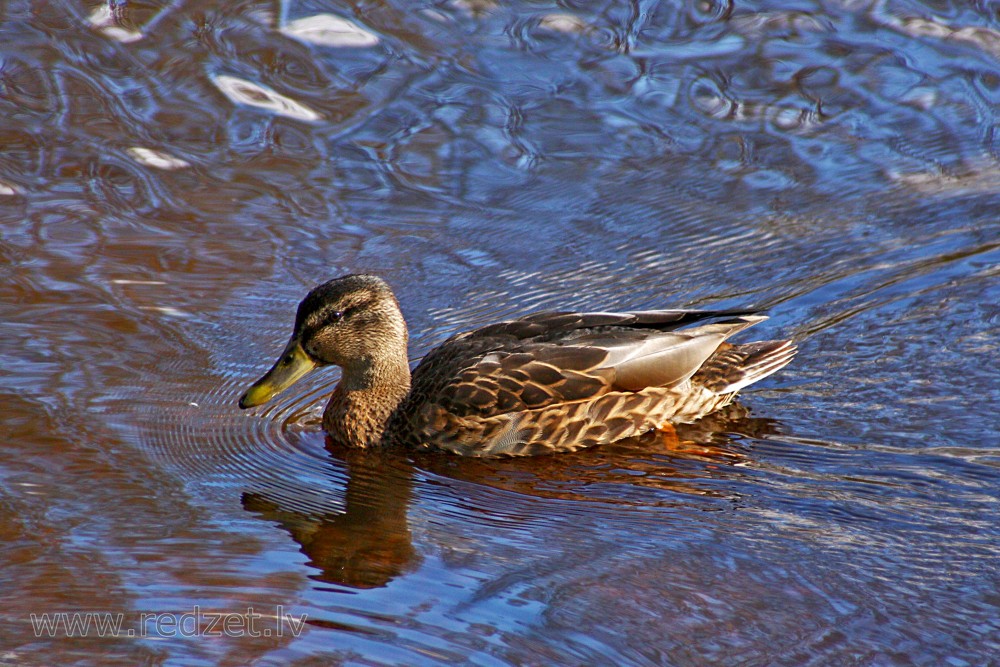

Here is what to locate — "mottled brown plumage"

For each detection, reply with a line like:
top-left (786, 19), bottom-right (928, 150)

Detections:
top-left (239, 274), bottom-right (796, 457)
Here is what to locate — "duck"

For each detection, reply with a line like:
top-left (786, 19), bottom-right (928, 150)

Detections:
top-left (238, 274), bottom-right (796, 457)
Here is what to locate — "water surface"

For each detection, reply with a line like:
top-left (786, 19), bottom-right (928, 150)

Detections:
top-left (1, 0), bottom-right (998, 664)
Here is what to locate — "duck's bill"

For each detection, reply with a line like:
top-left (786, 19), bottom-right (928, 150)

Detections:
top-left (239, 337), bottom-right (318, 409)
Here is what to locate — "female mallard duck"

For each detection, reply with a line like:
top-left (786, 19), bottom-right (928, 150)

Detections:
top-left (239, 274), bottom-right (795, 457)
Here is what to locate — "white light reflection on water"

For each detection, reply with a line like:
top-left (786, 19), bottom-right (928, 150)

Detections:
top-left (212, 75), bottom-right (322, 122)
top-left (281, 14), bottom-right (381, 48)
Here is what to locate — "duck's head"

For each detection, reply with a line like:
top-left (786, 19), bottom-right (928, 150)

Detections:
top-left (239, 274), bottom-right (408, 409)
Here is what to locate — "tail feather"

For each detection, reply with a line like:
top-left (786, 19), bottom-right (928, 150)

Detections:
top-left (694, 339), bottom-right (796, 395)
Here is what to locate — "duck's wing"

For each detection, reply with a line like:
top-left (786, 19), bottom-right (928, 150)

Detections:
top-left (460, 308), bottom-right (758, 341)
top-left (409, 310), bottom-right (767, 420)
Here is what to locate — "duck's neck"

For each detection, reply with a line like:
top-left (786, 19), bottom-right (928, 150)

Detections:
top-left (323, 355), bottom-right (411, 448)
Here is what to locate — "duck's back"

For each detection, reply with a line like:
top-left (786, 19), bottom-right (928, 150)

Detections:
top-left (387, 309), bottom-right (794, 457)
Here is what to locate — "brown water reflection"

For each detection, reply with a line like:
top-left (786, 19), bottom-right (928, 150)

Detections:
top-left (244, 448), bottom-right (420, 591)
top-left (3, 0), bottom-right (1000, 664)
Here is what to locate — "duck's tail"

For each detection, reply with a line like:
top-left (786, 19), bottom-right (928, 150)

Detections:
top-left (694, 339), bottom-right (797, 395)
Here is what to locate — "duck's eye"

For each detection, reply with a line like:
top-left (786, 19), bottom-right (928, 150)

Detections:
top-left (325, 305), bottom-right (357, 325)
top-left (323, 309), bottom-right (345, 325)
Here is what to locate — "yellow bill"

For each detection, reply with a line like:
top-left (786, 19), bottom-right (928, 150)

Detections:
top-left (239, 337), bottom-right (318, 408)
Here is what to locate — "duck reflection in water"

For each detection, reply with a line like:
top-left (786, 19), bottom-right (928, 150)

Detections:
top-left (243, 445), bottom-right (418, 590)
top-left (241, 405), bottom-right (780, 590)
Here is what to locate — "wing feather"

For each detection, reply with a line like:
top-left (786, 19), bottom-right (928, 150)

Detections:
top-left (407, 309), bottom-right (766, 421)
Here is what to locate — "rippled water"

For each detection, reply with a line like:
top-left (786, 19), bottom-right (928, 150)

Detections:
top-left (2, 0), bottom-right (999, 664)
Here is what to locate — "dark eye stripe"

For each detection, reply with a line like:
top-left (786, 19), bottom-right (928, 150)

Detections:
top-left (339, 304), bottom-right (365, 320)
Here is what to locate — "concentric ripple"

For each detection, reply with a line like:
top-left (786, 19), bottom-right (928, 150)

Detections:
top-left (126, 300), bottom-right (353, 521)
